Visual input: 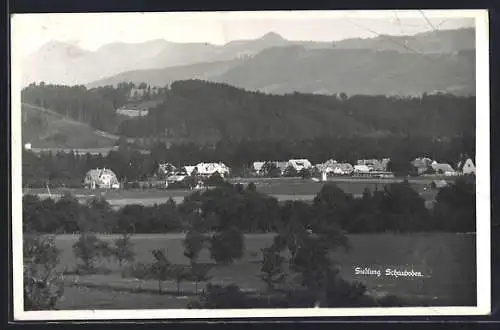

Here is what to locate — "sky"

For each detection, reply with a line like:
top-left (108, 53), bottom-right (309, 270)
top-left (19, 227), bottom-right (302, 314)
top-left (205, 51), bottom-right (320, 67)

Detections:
top-left (12, 10), bottom-right (478, 58)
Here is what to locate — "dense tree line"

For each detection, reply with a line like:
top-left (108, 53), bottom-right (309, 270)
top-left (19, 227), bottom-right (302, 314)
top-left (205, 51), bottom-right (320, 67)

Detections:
top-left (117, 80), bottom-right (475, 142)
top-left (23, 178), bottom-right (476, 235)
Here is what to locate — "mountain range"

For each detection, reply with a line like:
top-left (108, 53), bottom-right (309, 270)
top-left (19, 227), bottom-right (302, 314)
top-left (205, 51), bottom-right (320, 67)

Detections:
top-left (22, 28), bottom-right (475, 96)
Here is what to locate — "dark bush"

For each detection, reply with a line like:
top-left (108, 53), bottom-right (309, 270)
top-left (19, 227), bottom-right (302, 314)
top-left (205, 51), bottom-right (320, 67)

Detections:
top-left (23, 234), bottom-right (64, 310)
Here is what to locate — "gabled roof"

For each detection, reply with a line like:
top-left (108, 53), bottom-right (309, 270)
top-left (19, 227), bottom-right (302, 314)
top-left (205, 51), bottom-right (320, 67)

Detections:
top-left (457, 158), bottom-right (475, 171)
top-left (431, 162), bottom-right (455, 173)
top-left (289, 159), bottom-right (312, 169)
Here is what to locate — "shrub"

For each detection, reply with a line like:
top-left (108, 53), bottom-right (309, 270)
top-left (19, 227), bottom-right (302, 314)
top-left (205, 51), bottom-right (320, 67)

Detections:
top-left (259, 246), bottom-right (287, 291)
top-left (23, 234), bottom-right (64, 310)
top-left (205, 172), bottom-right (225, 186)
top-left (150, 249), bottom-right (171, 293)
top-left (187, 263), bottom-right (212, 294)
top-left (72, 232), bottom-right (111, 273)
top-left (209, 227), bottom-right (245, 264)
top-left (111, 233), bottom-right (136, 268)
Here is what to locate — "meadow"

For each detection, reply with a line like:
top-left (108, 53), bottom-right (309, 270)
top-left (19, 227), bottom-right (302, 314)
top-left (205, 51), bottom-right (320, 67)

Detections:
top-left (53, 232), bottom-right (477, 309)
top-left (24, 176), bottom-right (439, 208)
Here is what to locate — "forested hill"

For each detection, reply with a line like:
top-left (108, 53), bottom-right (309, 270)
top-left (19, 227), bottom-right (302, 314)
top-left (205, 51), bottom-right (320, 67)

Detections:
top-left (117, 80), bottom-right (475, 142)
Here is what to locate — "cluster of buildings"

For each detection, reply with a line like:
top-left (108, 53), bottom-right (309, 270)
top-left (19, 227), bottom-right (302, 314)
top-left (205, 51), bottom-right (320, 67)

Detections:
top-left (158, 162), bottom-right (230, 185)
top-left (412, 157), bottom-right (476, 177)
top-left (82, 156), bottom-right (476, 190)
top-left (252, 158), bottom-right (393, 178)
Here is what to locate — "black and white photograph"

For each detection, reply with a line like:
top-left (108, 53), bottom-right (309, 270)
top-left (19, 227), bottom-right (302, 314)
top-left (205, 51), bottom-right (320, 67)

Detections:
top-left (11, 9), bottom-right (490, 320)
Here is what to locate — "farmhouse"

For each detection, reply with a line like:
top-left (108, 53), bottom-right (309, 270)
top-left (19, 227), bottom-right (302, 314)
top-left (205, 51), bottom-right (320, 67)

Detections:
top-left (84, 168), bottom-right (120, 189)
top-left (183, 166), bottom-right (197, 176)
top-left (316, 160), bottom-right (353, 176)
top-left (167, 172), bottom-right (189, 184)
top-left (357, 158), bottom-right (390, 172)
top-left (457, 158), bottom-right (476, 175)
top-left (288, 159), bottom-right (313, 172)
top-left (315, 163), bottom-right (332, 174)
top-left (412, 157), bottom-right (434, 174)
top-left (116, 108), bottom-right (149, 117)
top-left (252, 161), bottom-right (266, 175)
top-left (157, 162), bottom-right (177, 176)
top-left (333, 163), bottom-right (354, 175)
top-left (431, 161), bottom-right (457, 176)
top-left (275, 162), bottom-right (289, 175)
top-left (195, 162), bottom-right (230, 177)
top-left (353, 164), bottom-right (371, 175)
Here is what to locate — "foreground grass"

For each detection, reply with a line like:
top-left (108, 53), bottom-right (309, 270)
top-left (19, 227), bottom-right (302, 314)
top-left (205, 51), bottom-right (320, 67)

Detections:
top-left (52, 232), bottom-right (476, 309)
top-left (57, 286), bottom-right (189, 310)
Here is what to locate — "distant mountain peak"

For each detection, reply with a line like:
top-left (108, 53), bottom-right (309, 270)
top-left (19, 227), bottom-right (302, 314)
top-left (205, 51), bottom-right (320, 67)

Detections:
top-left (259, 32), bottom-right (286, 42)
top-left (36, 40), bottom-right (88, 58)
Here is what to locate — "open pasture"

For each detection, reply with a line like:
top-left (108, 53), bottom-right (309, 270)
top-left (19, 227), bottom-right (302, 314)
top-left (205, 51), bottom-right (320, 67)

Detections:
top-left (53, 232), bottom-right (476, 308)
top-left (24, 177), bottom-right (438, 208)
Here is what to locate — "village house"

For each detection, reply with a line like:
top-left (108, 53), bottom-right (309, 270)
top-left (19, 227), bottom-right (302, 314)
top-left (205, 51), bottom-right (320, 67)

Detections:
top-left (183, 166), bottom-right (197, 176)
top-left (276, 162), bottom-right (289, 175)
top-left (252, 161), bottom-right (266, 175)
top-left (353, 164), bottom-right (371, 175)
top-left (194, 162), bottom-right (230, 177)
top-left (357, 158), bottom-right (390, 172)
top-left (431, 161), bottom-right (457, 176)
top-left (166, 172), bottom-right (189, 184)
top-left (84, 168), bottom-right (120, 190)
top-left (116, 107), bottom-right (149, 117)
top-left (333, 163), bottom-right (354, 175)
top-left (315, 160), bottom-right (353, 176)
top-left (412, 157), bottom-right (434, 175)
top-left (457, 158), bottom-right (476, 175)
top-left (157, 162), bottom-right (177, 176)
top-left (288, 159), bottom-right (313, 172)
top-left (262, 161), bottom-right (289, 175)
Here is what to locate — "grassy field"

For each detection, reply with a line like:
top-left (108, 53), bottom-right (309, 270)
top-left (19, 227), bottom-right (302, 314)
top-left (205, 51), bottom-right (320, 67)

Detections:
top-left (56, 286), bottom-right (189, 310)
top-left (53, 232), bottom-right (476, 309)
top-left (24, 177), bottom-right (438, 208)
top-left (22, 103), bottom-right (119, 149)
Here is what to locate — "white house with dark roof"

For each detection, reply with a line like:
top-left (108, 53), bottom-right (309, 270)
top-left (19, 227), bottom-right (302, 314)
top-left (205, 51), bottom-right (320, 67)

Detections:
top-left (84, 168), bottom-right (120, 189)
top-left (431, 161), bottom-right (457, 176)
top-left (316, 160), bottom-right (353, 176)
top-left (288, 159), bottom-right (313, 172)
top-left (353, 164), bottom-right (371, 174)
top-left (195, 162), bottom-right (230, 177)
top-left (252, 161), bottom-right (266, 174)
top-left (158, 162), bottom-right (177, 176)
top-left (457, 158), bottom-right (476, 175)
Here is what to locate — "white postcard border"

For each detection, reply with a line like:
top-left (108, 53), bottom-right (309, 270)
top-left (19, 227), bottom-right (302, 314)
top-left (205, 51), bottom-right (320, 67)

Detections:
top-left (11, 9), bottom-right (491, 320)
